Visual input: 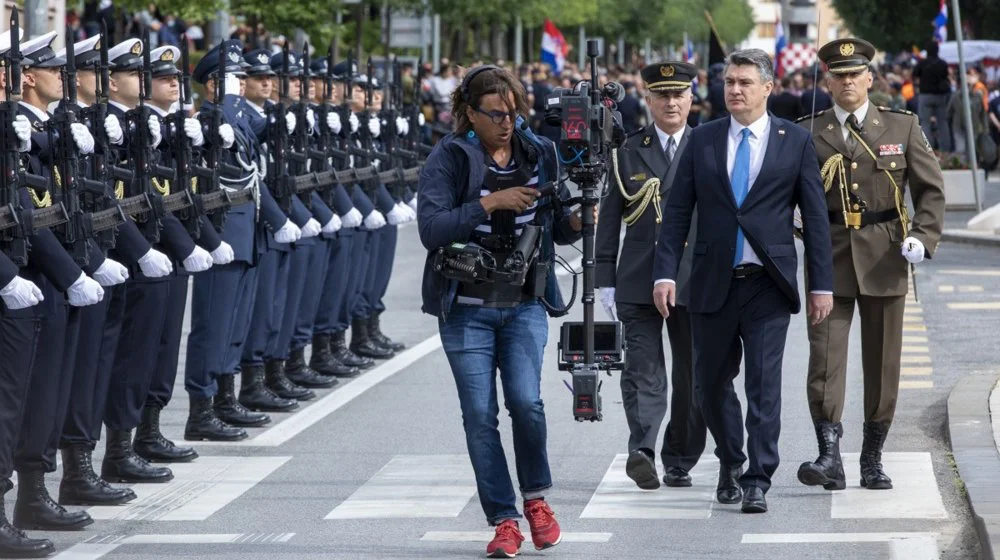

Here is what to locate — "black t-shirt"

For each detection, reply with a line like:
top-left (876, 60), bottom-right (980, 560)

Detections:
top-left (914, 56), bottom-right (951, 95)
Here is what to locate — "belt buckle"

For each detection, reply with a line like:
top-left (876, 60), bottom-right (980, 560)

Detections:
top-left (845, 212), bottom-right (862, 228)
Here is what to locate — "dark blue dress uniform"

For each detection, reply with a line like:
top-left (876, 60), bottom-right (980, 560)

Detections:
top-left (184, 41), bottom-right (289, 441)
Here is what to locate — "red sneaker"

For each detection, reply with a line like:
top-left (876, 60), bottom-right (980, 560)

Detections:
top-left (486, 519), bottom-right (524, 558)
top-left (524, 498), bottom-right (562, 550)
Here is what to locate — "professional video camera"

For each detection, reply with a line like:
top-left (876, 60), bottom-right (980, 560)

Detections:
top-left (543, 40), bottom-right (627, 422)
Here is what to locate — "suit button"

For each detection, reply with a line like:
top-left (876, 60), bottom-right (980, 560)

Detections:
top-left (890, 162), bottom-right (897, 169)
top-left (852, 204), bottom-right (860, 211)
top-left (851, 183), bottom-right (859, 191)
top-left (851, 162), bottom-right (858, 170)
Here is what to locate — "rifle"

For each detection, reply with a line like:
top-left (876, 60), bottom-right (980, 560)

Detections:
top-left (265, 41), bottom-right (295, 215)
top-left (167, 36), bottom-right (203, 239)
top-left (290, 43), bottom-right (313, 208)
top-left (353, 58), bottom-right (389, 194)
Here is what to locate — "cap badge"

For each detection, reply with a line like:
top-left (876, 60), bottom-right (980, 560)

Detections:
top-left (839, 43), bottom-right (855, 57)
top-left (94, 39), bottom-right (101, 50)
top-left (130, 42), bottom-right (142, 55)
top-left (228, 51), bottom-right (240, 63)
top-left (660, 65), bottom-right (675, 78)
top-left (257, 53), bottom-right (269, 64)
top-left (161, 50), bottom-right (174, 62)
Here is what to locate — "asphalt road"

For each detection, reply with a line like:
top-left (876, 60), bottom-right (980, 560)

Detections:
top-left (17, 220), bottom-right (999, 560)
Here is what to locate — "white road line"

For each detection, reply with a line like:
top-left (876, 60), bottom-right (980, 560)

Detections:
top-left (947, 302), bottom-right (1000, 310)
top-left (937, 269), bottom-right (1000, 277)
top-left (326, 454), bottom-right (477, 519)
top-left (833, 453), bottom-right (947, 520)
top-left (900, 380), bottom-right (934, 389)
top-left (421, 531), bottom-right (613, 543)
top-left (54, 534), bottom-right (296, 560)
top-left (580, 454), bottom-right (718, 519)
top-left (189, 335), bottom-right (441, 447)
top-left (742, 532), bottom-right (938, 560)
top-left (87, 456), bottom-right (290, 521)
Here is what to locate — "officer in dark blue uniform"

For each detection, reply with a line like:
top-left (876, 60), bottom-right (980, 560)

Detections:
top-left (238, 47), bottom-right (318, 408)
top-left (11, 30), bottom-right (106, 533)
top-left (186, 40), bottom-right (298, 441)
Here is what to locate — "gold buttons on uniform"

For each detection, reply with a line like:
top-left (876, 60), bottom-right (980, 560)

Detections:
top-left (854, 225), bottom-right (860, 230)
top-left (890, 162), bottom-right (897, 169)
top-left (852, 183), bottom-right (859, 191)
top-left (852, 204), bottom-right (860, 210)
top-left (851, 162), bottom-right (858, 170)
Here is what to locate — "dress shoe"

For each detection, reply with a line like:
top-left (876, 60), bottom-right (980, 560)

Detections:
top-left (101, 429), bottom-right (174, 483)
top-left (58, 446), bottom-right (136, 506)
top-left (134, 405), bottom-right (199, 463)
top-left (264, 360), bottom-right (315, 401)
top-left (213, 374), bottom-right (271, 427)
top-left (184, 396), bottom-right (247, 442)
top-left (798, 421), bottom-right (846, 490)
top-left (625, 450), bottom-right (659, 490)
top-left (662, 466), bottom-right (693, 488)
top-left (238, 363), bottom-right (299, 412)
top-left (860, 421), bottom-right (893, 490)
top-left (0, 481), bottom-right (54, 558)
top-left (285, 348), bottom-right (339, 388)
top-left (13, 471), bottom-right (93, 531)
top-left (716, 464), bottom-right (743, 504)
top-left (741, 486), bottom-right (767, 514)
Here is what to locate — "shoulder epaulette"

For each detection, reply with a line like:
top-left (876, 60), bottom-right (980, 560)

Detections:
top-left (794, 109), bottom-right (827, 123)
top-left (878, 106), bottom-right (916, 117)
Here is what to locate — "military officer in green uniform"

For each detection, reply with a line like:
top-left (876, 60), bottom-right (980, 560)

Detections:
top-left (795, 38), bottom-right (945, 492)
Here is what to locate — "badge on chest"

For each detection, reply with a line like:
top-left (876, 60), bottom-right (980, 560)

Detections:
top-left (878, 143), bottom-right (904, 156)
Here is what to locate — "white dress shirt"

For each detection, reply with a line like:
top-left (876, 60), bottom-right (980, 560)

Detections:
top-left (833, 100), bottom-right (870, 143)
top-left (654, 124), bottom-right (686, 157)
top-left (727, 113), bottom-right (770, 267)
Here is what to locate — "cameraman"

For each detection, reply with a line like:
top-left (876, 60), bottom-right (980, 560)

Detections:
top-left (417, 65), bottom-right (582, 558)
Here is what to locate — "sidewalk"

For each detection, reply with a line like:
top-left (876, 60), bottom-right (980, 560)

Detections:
top-left (947, 373), bottom-right (1000, 559)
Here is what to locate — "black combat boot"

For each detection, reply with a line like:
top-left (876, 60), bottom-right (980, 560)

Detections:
top-left (285, 347), bottom-right (338, 388)
top-left (309, 333), bottom-right (361, 378)
top-left (860, 421), bottom-right (893, 490)
top-left (369, 311), bottom-right (405, 352)
top-left (331, 330), bottom-right (374, 369)
top-left (238, 363), bottom-right (299, 412)
top-left (797, 421), bottom-right (846, 490)
top-left (13, 471), bottom-right (93, 531)
top-left (265, 360), bottom-right (315, 401)
top-left (134, 405), bottom-right (199, 463)
top-left (184, 396), bottom-right (247, 442)
top-left (0, 479), bottom-right (54, 557)
top-left (213, 375), bottom-right (270, 427)
top-left (350, 318), bottom-right (394, 359)
top-left (101, 429), bottom-right (174, 483)
top-left (58, 446), bottom-right (136, 506)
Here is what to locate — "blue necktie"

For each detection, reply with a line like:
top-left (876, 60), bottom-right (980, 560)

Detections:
top-left (731, 128), bottom-right (751, 267)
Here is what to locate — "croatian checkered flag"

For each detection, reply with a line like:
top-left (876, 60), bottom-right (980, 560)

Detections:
top-left (933, 0), bottom-right (948, 43)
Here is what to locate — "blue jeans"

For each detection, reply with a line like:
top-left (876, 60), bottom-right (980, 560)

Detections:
top-left (439, 300), bottom-right (552, 525)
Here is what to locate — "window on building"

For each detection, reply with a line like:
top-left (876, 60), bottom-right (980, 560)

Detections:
top-left (758, 22), bottom-right (776, 39)
top-left (789, 23), bottom-right (809, 41)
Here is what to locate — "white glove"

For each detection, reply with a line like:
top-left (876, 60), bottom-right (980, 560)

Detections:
top-left (67, 273), bottom-right (104, 307)
top-left (349, 113), bottom-right (359, 133)
top-left (407, 196), bottom-right (418, 213)
top-left (327, 112), bottom-right (342, 134)
top-left (368, 116), bottom-right (381, 138)
top-left (372, 157), bottom-right (380, 170)
top-left (274, 220), bottom-right (302, 243)
top-left (301, 218), bottom-right (322, 238)
top-left (218, 123), bottom-right (235, 149)
top-left (137, 249), bottom-right (173, 278)
top-left (396, 116), bottom-right (408, 136)
top-left (402, 201), bottom-right (417, 221)
top-left (901, 236), bottom-right (926, 264)
top-left (210, 241), bottom-right (235, 265)
top-left (92, 258), bottom-right (129, 287)
top-left (364, 210), bottom-right (386, 229)
top-left (0, 276), bottom-right (43, 310)
top-left (417, 113), bottom-right (426, 127)
top-left (306, 108), bottom-right (316, 132)
top-left (184, 117), bottom-right (204, 147)
top-left (147, 114), bottom-right (162, 149)
top-left (103, 114), bottom-right (124, 145)
top-left (13, 115), bottom-right (32, 151)
top-left (183, 246), bottom-right (214, 272)
top-left (386, 204), bottom-right (407, 226)
top-left (285, 112), bottom-right (297, 135)
top-left (341, 207), bottom-right (363, 228)
top-left (598, 287), bottom-right (616, 321)
top-left (71, 122), bottom-right (95, 154)
top-left (322, 214), bottom-right (342, 234)
top-left (224, 73), bottom-right (241, 96)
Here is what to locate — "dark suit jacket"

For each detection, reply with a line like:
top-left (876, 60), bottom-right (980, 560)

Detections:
top-left (652, 114), bottom-right (833, 314)
top-left (596, 124), bottom-right (696, 306)
top-left (768, 92), bottom-right (803, 122)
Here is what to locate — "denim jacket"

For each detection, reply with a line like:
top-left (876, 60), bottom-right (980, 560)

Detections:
top-left (417, 118), bottom-right (582, 319)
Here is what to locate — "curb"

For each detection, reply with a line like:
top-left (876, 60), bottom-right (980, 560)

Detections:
top-left (942, 230), bottom-right (1000, 248)
top-left (947, 372), bottom-right (1000, 560)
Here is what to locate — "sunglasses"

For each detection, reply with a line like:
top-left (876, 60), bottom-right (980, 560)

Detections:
top-left (474, 106), bottom-right (517, 125)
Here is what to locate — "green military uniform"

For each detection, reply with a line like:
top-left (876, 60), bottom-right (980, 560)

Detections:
top-left (795, 38), bottom-right (945, 491)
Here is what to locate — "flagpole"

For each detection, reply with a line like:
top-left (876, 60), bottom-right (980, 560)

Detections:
top-left (951, 0), bottom-right (982, 213)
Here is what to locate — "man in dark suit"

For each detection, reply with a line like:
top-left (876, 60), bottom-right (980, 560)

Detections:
top-left (768, 76), bottom-right (802, 121)
top-left (596, 62), bottom-right (708, 491)
top-left (652, 49), bottom-right (834, 514)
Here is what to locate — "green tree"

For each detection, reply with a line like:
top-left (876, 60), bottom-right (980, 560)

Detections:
top-left (114, 0), bottom-right (225, 26)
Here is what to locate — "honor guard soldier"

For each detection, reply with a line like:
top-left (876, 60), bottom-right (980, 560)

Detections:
top-left (595, 61), bottom-right (715, 491)
top-left (796, 38), bottom-right (945, 491)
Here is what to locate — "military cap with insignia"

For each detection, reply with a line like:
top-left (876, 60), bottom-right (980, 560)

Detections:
top-left (270, 50), bottom-right (303, 77)
top-left (243, 49), bottom-right (275, 76)
top-left (192, 40), bottom-right (246, 84)
top-left (149, 46), bottom-right (181, 78)
top-left (310, 57), bottom-right (328, 76)
top-left (22, 31), bottom-right (65, 68)
top-left (818, 38), bottom-right (876, 74)
top-left (331, 60), bottom-right (359, 80)
top-left (107, 38), bottom-right (144, 72)
top-left (55, 34), bottom-right (101, 68)
top-left (641, 61), bottom-right (696, 92)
